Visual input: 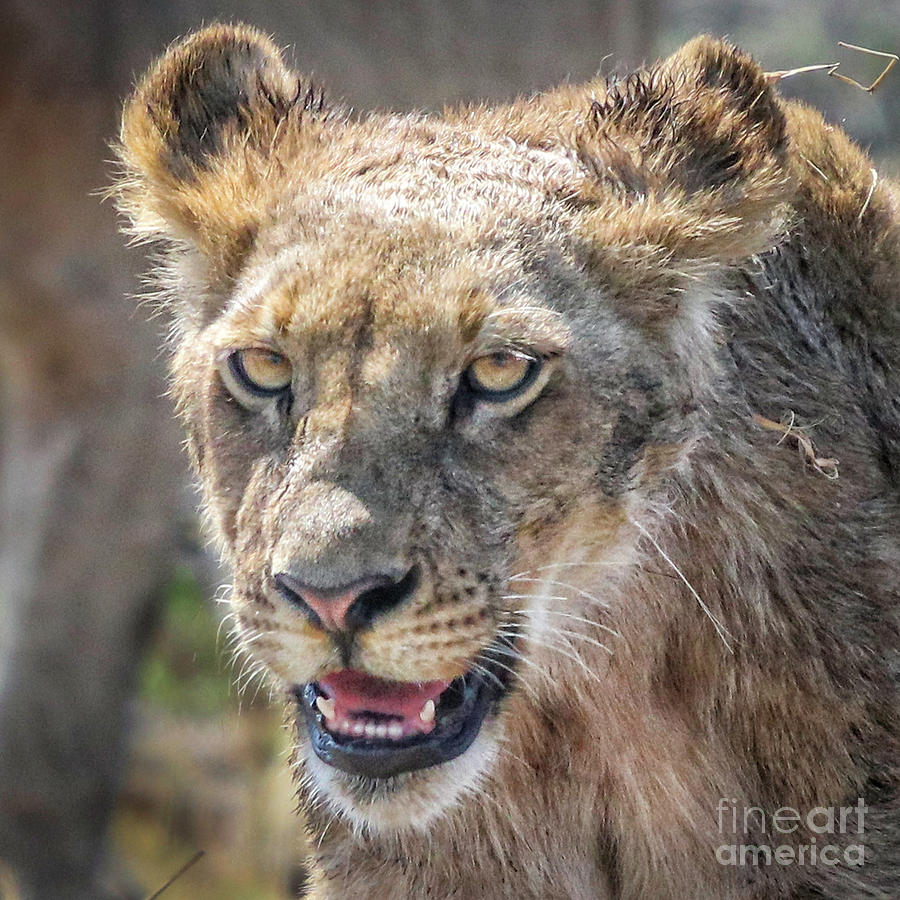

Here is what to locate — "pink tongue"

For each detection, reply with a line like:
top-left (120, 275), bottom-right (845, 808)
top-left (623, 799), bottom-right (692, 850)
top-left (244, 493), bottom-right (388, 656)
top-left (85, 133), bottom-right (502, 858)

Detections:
top-left (319, 669), bottom-right (451, 720)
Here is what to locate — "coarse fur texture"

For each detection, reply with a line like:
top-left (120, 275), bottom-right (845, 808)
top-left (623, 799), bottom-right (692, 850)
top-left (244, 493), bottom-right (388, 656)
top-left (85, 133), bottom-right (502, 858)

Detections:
top-left (115, 24), bottom-right (900, 898)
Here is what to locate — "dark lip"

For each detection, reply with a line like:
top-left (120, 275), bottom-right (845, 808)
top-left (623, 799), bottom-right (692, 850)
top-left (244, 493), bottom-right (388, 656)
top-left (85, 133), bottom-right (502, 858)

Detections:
top-left (294, 638), bottom-right (517, 779)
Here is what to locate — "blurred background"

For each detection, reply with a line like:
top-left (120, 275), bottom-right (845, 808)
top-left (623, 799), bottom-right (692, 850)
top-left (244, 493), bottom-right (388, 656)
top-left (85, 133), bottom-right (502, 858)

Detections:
top-left (0, 1), bottom-right (896, 898)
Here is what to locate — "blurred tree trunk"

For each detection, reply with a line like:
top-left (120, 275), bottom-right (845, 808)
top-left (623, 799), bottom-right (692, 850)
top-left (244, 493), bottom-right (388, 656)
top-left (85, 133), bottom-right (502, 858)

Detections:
top-left (0, 5), bottom-right (184, 898)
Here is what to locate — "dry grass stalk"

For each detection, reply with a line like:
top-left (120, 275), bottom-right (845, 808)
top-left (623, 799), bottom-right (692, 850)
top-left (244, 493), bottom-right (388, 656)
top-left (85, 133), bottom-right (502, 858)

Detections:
top-left (765, 62), bottom-right (838, 84)
top-left (753, 412), bottom-right (840, 480)
top-left (858, 168), bottom-right (879, 222)
top-left (765, 41), bottom-right (897, 95)
top-left (828, 42), bottom-right (898, 94)
top-left (143, 850), bottom-right (205, 900)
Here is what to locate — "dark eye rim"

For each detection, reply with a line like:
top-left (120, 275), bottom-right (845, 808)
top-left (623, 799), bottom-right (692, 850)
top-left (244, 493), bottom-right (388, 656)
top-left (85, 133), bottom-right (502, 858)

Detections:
top-left (464, 354), bottom-right (542, 402)
top-left (227, 349), bottom-right (292, 398)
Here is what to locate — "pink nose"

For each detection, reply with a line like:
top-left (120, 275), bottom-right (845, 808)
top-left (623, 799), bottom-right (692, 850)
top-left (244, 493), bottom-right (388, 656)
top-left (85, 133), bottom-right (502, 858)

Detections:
top-left (273, 568), bottom-right (418, 633)
top-left (290, 584), bottom-right (358, 632)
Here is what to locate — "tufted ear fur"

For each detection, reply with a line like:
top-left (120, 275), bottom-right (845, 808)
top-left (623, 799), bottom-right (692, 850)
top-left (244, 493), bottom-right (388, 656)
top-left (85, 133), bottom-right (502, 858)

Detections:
top-left (114, 23), bottom-right (330, 273)
top-left (568, 36), bottom-right (792, 320)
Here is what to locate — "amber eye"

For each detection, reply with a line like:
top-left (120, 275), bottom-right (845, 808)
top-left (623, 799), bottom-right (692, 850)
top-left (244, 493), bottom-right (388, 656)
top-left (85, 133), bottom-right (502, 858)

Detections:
top-left (465, 350), bottom-right (540, 400)
top-left (228, 348), bottom-right (293, 396)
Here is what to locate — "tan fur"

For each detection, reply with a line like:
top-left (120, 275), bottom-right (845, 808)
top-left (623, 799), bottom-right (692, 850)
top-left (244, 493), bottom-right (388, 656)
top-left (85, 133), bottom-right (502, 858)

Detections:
top-left (115, 26), bottom-right (899, 898)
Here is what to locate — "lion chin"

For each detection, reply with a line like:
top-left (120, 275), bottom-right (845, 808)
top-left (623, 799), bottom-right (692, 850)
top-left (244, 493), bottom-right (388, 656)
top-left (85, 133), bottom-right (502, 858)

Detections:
top-left (304, 726), bottom-right (502, 836)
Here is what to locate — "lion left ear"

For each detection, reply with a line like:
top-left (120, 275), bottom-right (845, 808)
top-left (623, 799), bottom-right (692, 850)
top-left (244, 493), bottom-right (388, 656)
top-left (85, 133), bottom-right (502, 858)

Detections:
top-left (114, 23), bottom-right (331, 266)
top-left (569, 36), bottom-right (791, 317)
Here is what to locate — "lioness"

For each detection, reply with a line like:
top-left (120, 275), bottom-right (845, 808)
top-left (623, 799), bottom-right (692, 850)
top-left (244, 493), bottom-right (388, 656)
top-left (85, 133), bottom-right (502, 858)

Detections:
top-left (115, 24), bottom-right (899, 898)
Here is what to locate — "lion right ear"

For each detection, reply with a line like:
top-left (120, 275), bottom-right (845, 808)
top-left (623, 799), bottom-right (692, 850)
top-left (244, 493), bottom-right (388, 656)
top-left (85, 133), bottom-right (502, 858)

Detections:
top-left (114, 23), bottom-right (329, 267)
top-left (556, 37), bottom-right (792, 322)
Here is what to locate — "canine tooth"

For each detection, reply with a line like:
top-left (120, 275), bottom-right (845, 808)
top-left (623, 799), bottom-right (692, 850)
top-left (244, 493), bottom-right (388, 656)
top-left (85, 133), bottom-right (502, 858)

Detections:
top-left (375, 724), bottom-right (388, 739)
top-left (420, 699), bottom-right (436, 723)
top-left (388, 723), bottom-right (403, 739)
top-left (364, 722), bottom-right (377, 738)
top-left (315, 696), bottom-right (336, 719)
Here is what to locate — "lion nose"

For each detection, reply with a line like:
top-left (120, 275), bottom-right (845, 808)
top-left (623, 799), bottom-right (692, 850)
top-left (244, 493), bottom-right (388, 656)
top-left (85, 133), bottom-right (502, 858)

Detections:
top-left (273, 566), bottom-right (419, 632)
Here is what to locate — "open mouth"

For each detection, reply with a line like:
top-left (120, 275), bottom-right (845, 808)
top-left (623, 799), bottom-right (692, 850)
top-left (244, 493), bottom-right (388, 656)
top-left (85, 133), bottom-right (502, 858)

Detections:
top-left (296, 647), bottom-right (515, 779)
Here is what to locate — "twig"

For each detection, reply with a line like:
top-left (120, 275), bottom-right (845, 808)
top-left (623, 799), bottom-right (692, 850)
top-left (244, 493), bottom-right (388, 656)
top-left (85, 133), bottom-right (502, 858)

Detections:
top-left (799, 153), bottom-right (829, 182)
top-left (858, 168), bottom-right (878, 222)
top-left (765, 42), bottom-right (898, 95)
top-left (753, 413), bottom-right (839, 480)
top-left (828, 42), bottom-right (898, 94)
top-left (765, 62), bottom-right (839, 84)
top-left (143, 850), bottom-right (205, 900)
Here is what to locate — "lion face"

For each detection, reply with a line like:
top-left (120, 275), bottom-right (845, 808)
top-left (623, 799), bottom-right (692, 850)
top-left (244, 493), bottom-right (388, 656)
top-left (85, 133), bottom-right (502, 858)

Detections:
top-left (177, 191), bottom-right (681, 829)
top-left (116, 26), bottom-right (788, 832)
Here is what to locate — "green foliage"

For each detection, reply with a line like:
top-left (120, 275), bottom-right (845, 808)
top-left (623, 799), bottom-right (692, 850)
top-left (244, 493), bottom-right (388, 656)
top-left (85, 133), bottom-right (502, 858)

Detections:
top-left (140, 566), bottom-right (233, 715)
top-left (119, 566), bottom-right (296, 898)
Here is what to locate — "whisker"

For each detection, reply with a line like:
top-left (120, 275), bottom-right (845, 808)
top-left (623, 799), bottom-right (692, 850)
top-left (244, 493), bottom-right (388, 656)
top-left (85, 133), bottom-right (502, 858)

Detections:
top-left (472, 651), bottom-right (541, 703)
top-left (239, 660), bottom-right (270, 705)
top-left (484, 304), bottom-right (566, 320)
top-left (495, 626), bottom-right (606, 686)
top-left (541, 626), bottom-right (613, 656)
top-left (215, 610), bottom-right (238, 649)
top-left (536, 634), bottom-right (606, 687)
top-left (631, 519), bottom-right (733, 653)
top-left (212, 582), bottom-right (233, 605)
top-left (470, 657), bottom-right (543, 705)
top-left (500, 621), bottom-right (613, 656)
top-left (512, 607), bottom-right (620, 638)
top-left (316, 813), bottom-right (335, 850)
top-left (509, 576), bottom-right (611, 609)
top-left (248, 666), bottom-right (270, 705)
top-left (467, 659), bottom-right (505, 692)
top-left (494, 745), bottom-right (531, 770)
top-left (485, 642), bottom-right (555, 687)
top-left (533, 561), bottom-right (619, 571)
top-left (239, 629), bottom-right (278, 647)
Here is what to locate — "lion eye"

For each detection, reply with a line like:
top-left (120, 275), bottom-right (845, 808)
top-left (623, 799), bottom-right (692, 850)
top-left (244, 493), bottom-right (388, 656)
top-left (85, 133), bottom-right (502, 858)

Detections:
top-left (228, 348), bottom-right (293, 396)
top-left (465, 351), bottom-right (540, 400)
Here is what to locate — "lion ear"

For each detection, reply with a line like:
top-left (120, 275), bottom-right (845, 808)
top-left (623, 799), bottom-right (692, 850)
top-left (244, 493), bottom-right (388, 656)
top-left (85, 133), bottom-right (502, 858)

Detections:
top-left (114, 23), bottom-right (329, 263)
top-left (571, 36), bottom-right (791, 317)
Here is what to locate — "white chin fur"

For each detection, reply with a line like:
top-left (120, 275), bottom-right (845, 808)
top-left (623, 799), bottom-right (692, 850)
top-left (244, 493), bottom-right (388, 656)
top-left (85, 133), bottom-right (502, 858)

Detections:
top-left (304, 725), bottom-right (501, 836)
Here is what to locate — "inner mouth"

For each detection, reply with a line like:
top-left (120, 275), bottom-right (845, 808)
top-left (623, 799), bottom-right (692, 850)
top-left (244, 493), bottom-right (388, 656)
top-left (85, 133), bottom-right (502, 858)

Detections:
top-left (296, 645), bottom-right (515, 779)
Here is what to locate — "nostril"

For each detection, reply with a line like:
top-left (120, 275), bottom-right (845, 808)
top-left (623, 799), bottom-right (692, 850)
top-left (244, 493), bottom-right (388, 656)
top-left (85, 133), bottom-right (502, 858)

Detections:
top-left (272, 566), bottom-right (419, 632)
top-left (273, 572), bottom-right (305, 609)
top-left (345, 565), bottom-right (419, 631)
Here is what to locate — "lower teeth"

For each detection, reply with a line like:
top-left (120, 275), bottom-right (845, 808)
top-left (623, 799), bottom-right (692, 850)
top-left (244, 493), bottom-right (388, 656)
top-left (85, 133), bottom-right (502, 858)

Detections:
top-left (324, 716), bottom-right (418, 741)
